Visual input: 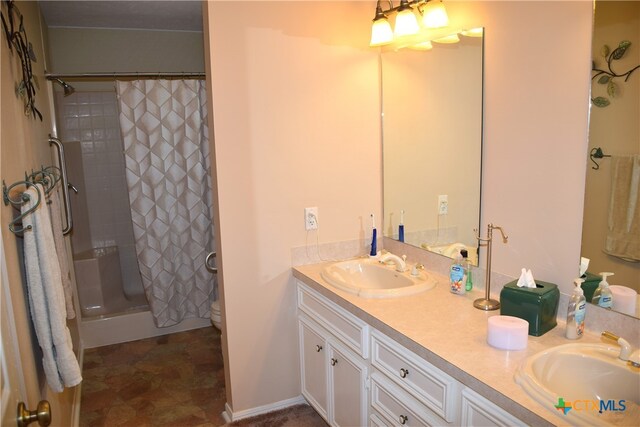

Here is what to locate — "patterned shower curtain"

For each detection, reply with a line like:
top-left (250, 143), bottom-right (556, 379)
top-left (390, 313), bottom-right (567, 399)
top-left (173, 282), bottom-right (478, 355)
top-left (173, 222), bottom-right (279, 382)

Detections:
top-left (116, 80), bottom-right (216, 327)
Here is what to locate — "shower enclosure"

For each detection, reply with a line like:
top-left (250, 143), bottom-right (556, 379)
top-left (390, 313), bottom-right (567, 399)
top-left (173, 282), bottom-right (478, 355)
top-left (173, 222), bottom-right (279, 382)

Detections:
top-left (55, 89), bottom-right (212, 347)
top-left (55, 91), bottom-right (148, 316)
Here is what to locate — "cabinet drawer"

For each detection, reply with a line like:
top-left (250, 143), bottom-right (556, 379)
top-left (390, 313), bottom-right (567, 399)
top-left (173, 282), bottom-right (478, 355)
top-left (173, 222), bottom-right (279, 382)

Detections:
top-left (460, 387), bottom-right (527, 427)
top-left (371, 372), bottom-right (450, 427)
top-left (370, 412), bottom-right (390, 427)
top-left (297, 281), bottom-right (369, 357)
top-left (371, 330), bottom-right (459, 422)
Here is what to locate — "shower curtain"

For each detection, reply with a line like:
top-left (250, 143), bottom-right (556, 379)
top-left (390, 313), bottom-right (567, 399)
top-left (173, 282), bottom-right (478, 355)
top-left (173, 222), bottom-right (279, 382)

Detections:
top-left (116, 80), bottom-right (216, 327)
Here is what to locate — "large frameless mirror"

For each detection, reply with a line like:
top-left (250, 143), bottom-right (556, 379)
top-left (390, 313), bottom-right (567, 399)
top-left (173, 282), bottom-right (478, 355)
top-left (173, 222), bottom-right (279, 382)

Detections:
top-left (382, 29), bottom-right (484, 266)
top-left (581, 1), bottom-right (639, 318)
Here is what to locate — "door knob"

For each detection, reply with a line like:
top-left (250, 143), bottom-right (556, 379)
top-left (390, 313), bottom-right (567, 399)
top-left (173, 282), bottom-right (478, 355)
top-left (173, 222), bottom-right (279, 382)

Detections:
top-left (17, 401), bottom-right (51, 427)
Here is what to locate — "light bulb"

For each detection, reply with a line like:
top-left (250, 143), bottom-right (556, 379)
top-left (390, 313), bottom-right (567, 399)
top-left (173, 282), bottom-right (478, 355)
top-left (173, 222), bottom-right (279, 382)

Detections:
top-left (422, 1), bottom-right (449, 29)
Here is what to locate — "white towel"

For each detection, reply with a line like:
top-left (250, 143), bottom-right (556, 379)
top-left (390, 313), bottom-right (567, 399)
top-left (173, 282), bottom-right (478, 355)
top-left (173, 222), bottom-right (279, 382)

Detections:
top-left (22, 184), bottom-right (82, 392)
top-left (47, 188), bottom-right (76, 319)
top-left (605, 155), bottom-right (640, 261)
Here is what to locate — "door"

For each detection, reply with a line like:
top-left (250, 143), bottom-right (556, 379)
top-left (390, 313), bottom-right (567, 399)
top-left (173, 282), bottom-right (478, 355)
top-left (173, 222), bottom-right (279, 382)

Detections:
top-left (329, 341), bottom-right (368, 427)
top-left (299, 317), bottom-right (328, 420)
top-left (1, 233), bottom-right (28, 426)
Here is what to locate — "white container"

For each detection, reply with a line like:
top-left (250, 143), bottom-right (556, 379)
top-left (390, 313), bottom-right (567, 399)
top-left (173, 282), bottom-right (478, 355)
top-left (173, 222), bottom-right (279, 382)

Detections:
top-left (487, 315), bottom-right (528, 350)
top-left (609, 285), bottom-right (638, 316)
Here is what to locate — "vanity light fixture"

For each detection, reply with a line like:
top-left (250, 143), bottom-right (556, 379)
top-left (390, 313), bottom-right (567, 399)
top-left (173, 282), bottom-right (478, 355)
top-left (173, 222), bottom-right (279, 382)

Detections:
top-left (394, 0), bottom-right (420, 37)
top-left (410, 40), bottom-right (433, 51)
top-left (433, 33), bottom-right (459, 44)
top-left (461, 27), bottom-right (483, 37)
top-left (369, 0), bottom-right (450, 47)
top-left (421, 0), bottom-right (449, 29)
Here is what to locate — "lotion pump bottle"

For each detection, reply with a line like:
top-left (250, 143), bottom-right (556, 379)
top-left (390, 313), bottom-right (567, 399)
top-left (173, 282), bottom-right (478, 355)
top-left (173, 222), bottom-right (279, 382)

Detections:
top-left (565, 278), bottom-right (586, 340)
top-left (592, 272), bottom-right (614, 309)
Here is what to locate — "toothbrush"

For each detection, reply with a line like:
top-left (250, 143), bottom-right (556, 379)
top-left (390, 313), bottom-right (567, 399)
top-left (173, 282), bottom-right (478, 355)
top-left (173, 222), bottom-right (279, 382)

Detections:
top-left (370, 214), bottom-right (377, 256)
top-left (399, 209), bottom-right (405, 243)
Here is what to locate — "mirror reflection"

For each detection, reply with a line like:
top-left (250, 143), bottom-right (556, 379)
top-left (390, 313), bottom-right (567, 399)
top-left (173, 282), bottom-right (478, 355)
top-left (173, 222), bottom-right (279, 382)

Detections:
top-left (581, 0), bottom-right (639, 317)
top-left (382, 29), bottom-right (484, 266)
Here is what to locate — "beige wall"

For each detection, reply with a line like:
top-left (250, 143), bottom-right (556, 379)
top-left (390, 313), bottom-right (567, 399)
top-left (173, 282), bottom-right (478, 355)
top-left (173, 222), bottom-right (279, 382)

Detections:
top-left (582, 0), bottom-right (639, 291)
top-left (449, 0), bottom-right (592, 292)
top-left (47, 27), bottom-right (205, 91)
top-left (47, 27), bottom-right (204, 73)
top-left (206, 0), bottom-right (380, 413)
top-left (1, 1), bottom-right (77, 424)
top-left (205, 0), bottom-right (593, 413)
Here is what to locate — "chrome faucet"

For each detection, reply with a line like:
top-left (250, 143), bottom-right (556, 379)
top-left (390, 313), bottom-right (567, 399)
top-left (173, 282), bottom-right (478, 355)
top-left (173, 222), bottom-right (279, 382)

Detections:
top-left (379, 252), bottom-right (407, 272)
top-left (474, 223), bottom-right (508, 311)
top-left (602, 331), bottom-right (640, 367)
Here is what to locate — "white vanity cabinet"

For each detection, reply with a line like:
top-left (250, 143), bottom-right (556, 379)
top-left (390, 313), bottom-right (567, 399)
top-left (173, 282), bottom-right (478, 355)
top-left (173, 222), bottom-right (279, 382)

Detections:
top-left (297, 283), bottom-right (369, 426)
top-left (370, 330), bottom-right (460, 426)
top-left (296, 281), bottom-right (527, 427)
top-left (460, 387), bottom-right (528, 427)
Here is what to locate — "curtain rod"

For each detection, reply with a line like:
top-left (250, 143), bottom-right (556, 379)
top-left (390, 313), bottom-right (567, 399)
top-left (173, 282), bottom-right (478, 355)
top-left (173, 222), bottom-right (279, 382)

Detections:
top-left (45, 72), bottom-right (206, 80)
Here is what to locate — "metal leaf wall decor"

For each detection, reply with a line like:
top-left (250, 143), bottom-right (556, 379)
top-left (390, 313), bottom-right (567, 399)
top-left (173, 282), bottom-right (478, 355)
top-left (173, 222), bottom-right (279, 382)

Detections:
top-left (591, 40), bottom-right (640, 108)
top-left (1, 0), bottom-right (42, 120)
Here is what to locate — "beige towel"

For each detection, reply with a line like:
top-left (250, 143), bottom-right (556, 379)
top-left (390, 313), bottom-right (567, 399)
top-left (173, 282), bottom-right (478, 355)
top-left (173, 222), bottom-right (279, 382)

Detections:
top-left (605, 155), bottom-right (640, 262)
top-left (22, 184), bottom-right (82, 392)
top-left (47, 187), bottom-right (76, 319)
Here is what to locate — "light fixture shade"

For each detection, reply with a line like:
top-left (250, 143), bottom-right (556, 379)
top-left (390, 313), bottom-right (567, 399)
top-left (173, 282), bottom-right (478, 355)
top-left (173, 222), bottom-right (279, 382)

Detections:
top-left (422, 1), bottom-right (449, 29)
top-left (370, 18), bottom-right (394, 46)
top-left (410, 40), bottom-right (433, 51)
top-left (394, 8), bottom-right (420, 37)
top-left (433, 33), bottom-right (460, 44)
top-left (461, 27), bottom-right (484, 37)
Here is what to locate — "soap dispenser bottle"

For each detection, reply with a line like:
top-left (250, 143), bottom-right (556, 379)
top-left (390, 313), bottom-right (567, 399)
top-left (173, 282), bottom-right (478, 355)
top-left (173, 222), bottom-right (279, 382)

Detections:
top-left (461, 249), bottom-right (473, 292)
top-left (565, 278), bottom-right (586, 340)
top-left (449, 252), bottom-right (465, 295)
top-left (592, 272), bottom-right (614, 309)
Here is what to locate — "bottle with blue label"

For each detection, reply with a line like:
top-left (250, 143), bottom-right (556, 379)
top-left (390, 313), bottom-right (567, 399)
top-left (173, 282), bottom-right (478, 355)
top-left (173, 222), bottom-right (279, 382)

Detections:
top-left (592, 272), bottom-right (613, 309)
top-left (449, 252), bottom-right (465, 295)
top-left (565, 278), bottom-right (586, 340)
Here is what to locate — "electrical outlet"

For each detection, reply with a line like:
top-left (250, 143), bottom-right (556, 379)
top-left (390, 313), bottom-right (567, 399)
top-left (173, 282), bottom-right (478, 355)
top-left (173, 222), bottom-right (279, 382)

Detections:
top-left (305, 207), bottom-right (318, 230)
top-left (438, 195), bottom-right (448, 215)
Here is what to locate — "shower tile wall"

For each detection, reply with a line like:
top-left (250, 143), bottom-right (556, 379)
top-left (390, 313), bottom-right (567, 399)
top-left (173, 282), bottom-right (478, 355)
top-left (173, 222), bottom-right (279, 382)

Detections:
top-left (56, 91), bottom-right (144, 298)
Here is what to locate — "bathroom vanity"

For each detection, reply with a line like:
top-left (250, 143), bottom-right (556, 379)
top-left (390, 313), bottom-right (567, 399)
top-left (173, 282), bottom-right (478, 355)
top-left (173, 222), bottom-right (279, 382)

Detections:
top-left (293, 262), bottom-right (613, 427)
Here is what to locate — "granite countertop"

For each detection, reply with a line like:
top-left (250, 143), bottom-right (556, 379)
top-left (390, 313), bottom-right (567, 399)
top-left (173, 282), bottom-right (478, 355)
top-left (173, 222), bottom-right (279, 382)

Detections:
top-left (293, 261), bottom-right (607, 427)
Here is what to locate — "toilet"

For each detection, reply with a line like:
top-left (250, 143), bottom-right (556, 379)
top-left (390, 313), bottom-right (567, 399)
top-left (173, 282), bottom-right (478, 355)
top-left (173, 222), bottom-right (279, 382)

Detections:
top-left (211, 299), bottom-right (222, 330)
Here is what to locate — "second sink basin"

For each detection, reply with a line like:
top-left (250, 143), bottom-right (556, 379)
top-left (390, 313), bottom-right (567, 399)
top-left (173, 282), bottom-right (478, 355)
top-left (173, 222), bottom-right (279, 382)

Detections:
top-left (320, 258), bottom-right (437, 298)
top-left (515, 343), bottom-right (640, 426)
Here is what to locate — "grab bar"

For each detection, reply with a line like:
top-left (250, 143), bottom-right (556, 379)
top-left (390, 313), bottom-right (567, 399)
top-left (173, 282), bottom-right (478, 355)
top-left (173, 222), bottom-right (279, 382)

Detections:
top-left (205, 251), bottom-right (217, 273)
top-left (48, 136), bottom-right (73, 235)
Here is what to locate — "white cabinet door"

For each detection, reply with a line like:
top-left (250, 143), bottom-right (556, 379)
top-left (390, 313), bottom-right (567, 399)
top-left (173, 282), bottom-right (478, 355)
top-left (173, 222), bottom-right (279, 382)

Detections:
top-left (299, 317), bottom-right (329, 420)
top-left (460, 387), bottom-right (527, 427)
top-left (329, 341), bottom-right (368, 427)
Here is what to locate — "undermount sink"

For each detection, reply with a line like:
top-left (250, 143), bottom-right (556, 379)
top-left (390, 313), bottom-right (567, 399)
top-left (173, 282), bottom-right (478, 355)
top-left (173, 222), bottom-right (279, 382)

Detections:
top-left (320, 258), bottom-right (437, 298)
top-left (515, 343), bottom-right (640, 426)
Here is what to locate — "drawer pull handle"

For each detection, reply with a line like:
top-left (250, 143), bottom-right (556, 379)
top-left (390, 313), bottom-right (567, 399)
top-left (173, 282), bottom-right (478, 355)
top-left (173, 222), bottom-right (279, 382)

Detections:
top-left (316, 345), bottom-right (323, 352)
top-left (400, 368), bottom-right (409, 378)
top-left (399, 414), bottom-right (408, 425)
top-left (331, 358), bottom-right (338, 366)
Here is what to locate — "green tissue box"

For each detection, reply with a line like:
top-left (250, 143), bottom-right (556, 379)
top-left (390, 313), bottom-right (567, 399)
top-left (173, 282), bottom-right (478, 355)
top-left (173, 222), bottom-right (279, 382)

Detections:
top-left (581, 271), bottom-right (601, 303)
top-left (500, 280), bottom-right (559, 336)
